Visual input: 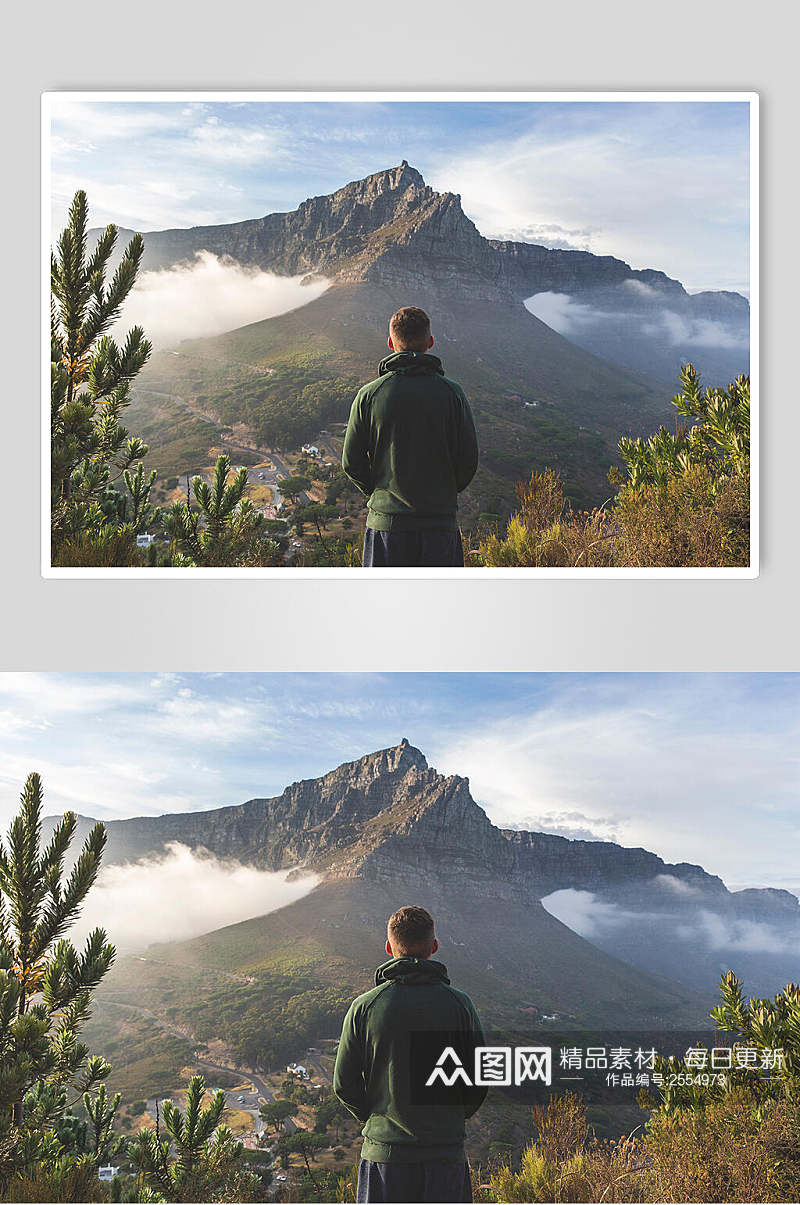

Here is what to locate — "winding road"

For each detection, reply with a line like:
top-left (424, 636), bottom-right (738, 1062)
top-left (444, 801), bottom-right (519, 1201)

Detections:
top-left (103, 1000), bottom-right (296, 1136)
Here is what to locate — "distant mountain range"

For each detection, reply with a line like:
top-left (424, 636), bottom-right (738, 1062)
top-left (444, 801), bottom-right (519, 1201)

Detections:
top-left (57, 741), bottom-right (796, 1030)
top-left (95, 163), bottom-right (749, 512)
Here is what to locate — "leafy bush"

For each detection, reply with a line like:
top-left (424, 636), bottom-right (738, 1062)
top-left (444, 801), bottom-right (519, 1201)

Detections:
top-left (480, 1091), bottom-right (800, 1203)
top-left (644, 1091), bottom-right (800, 1202)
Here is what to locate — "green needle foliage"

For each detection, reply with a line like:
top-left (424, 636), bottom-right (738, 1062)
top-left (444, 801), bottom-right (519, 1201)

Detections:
top-left (163, 455), bottom-right (280, 567)
top-left (51, 190), bottom-right (154, 567)
top-left (128, 1075), bottom-right (259, 1202)
top-left (0, 773), bottom-right (117, 1199)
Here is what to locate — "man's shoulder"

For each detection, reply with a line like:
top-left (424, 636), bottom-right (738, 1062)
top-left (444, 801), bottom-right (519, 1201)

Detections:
top-left (349, 981), bottom-right (392, 1014)
top-left (442, 982), bottom-right (480, 1017)
top-left (355, 374), bottom-right (389, 401)
top-left (441, 375), bottom-right (468, 401)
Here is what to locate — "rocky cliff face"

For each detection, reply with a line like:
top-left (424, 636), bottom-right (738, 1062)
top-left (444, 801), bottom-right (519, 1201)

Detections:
top-left (503, 827), bottom-right (727, 899)
top-left (110, 162), bottom-right (500, 292)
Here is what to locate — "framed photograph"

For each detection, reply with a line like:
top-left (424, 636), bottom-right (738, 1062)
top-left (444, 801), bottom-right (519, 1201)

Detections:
top-left (43, 91), bottom-right (757, 577)
top-left (2, 671), bottom-right (797, 1200)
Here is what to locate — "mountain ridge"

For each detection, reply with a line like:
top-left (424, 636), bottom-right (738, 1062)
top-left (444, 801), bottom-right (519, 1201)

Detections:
top-left (67, 740), bottom-right (796, 1038)
top-left (100, 160), bottom-right (748, 512)
top-left (94, 160), bottom-right (746, 308)
top-left (51, 739), bottom-right (794, 924)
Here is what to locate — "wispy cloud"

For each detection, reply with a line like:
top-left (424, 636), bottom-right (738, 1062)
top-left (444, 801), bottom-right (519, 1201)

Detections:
top-left (430, 102), bottom-right (750, 292)
top-left (433, 675), bottom-right (800, 885)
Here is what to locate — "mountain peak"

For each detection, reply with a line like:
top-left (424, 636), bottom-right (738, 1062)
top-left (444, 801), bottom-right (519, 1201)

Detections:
top-left (323, 161), bottom-right (428, 212)
top-left (368, 160), bottom-right (426, 191)
top-left (335, 739), bottom-right (428, 782)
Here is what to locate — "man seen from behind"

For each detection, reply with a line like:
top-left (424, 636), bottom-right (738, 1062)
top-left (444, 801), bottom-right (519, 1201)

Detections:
top-left (333, 905), bottom-right (486, 1203)
top-left (342, 308), bottom-right (479, 567)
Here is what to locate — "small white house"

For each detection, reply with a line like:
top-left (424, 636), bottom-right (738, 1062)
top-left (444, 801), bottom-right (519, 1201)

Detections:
top-left (301, 444), bottom-right (320, 457)
top-left (136, 533), bottom-right (155, 548)
top-left (98, 1166), bottom-right (119, 1182)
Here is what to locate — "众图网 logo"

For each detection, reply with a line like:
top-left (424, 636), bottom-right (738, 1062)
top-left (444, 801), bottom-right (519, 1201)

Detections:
top-left (425, 1046), bottom-right (552, 1088)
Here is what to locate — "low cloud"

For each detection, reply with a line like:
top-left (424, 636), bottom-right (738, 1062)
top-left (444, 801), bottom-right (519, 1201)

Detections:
top-left (117, 252), bottom-right (328, 347)
top-left (654, 873), bottom-right (701, 896)
top-left (680, 910), bottom-right (799, 955)
top-left (543, 888), bottom-right (799, 956)
top-left (642, 311), bottom-right (748, 349)
top-left (70, 842), bottom-right (319, 951)
top-left (542, 888), bottom-right (637, 938)
top-left (526, 290), bottom-right (747, 351)
top-left (623, 280), bottom-right (660, 299)
top-left (524, 292), bottom-right (599, 334)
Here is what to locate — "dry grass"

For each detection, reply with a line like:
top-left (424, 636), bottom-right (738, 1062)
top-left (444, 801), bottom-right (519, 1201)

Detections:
top-left (470, 465), bottom-right (749, 569)
top-left (476, 1092), bottom-right (800, 1204)
top-left (244, 482), bottom-right (273, 507)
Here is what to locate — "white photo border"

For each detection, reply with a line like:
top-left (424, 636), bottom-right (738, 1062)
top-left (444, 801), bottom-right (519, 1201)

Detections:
top-left (41, 90), bottom-right (759, 579)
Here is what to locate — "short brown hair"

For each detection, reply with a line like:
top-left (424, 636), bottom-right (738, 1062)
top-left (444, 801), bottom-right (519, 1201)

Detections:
top-left (389, 306), bottom-right (431, 351)
top-left (388, 905), bottom-right (435, 954)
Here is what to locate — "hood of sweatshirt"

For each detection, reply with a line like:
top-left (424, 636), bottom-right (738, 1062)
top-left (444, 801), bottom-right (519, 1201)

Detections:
top-left (374, 956), bottom-right (451, 987)
top-left (378, 351), bottom-right (445, 378)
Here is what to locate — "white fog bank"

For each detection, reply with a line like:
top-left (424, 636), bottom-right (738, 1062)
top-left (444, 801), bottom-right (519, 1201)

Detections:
top-left (71, 842), bottom-right (319, 950)
top-left (118, 251), bottom-right (329, 346)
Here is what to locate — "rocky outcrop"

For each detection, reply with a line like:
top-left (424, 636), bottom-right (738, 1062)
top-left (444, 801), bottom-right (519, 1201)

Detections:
top-left (492, 240), bottom-right (685, 298)
top-left (503, 828), bottom-right (727, 898)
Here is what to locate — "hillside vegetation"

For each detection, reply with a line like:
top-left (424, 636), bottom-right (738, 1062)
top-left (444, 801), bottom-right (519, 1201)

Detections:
top-left (471, 366), bottom-right (750, 568)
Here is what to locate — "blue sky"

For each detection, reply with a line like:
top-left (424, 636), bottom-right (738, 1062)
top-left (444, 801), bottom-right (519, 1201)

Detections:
top-left (50, 98), bottom-right (751, 293)
top-left (0, 673), bottom-right (794, 888)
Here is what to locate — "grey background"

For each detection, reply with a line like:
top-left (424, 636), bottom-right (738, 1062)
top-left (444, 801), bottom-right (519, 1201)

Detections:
top-left (2, 0), bottom-right (796, 671)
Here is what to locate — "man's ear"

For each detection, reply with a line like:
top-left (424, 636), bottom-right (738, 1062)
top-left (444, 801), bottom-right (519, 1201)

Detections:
top-left (431, 938), bottom-right (439, 954)
top-left (427, 334), bottom-right (434, 349)
top-left (388, 336), bottom-right (395, 350)
top-left (386, 938), bottom-right (393, 956)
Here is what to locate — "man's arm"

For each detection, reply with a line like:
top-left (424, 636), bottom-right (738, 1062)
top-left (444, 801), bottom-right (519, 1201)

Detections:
top-left (333, 1002), bottom-right (369, 1124)
top-left (453, 389), bottom-right (479, 493)
top-left (342, 391), bottom-right (372, 497)
top-left (462, 1001), bottom-right (488, 1118)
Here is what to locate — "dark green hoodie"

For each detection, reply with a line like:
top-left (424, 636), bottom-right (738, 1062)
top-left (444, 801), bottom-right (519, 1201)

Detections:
top-left (332, 956), bottom-right (486, 1164)
top-left (341, 351), bottom-right (479, 531)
